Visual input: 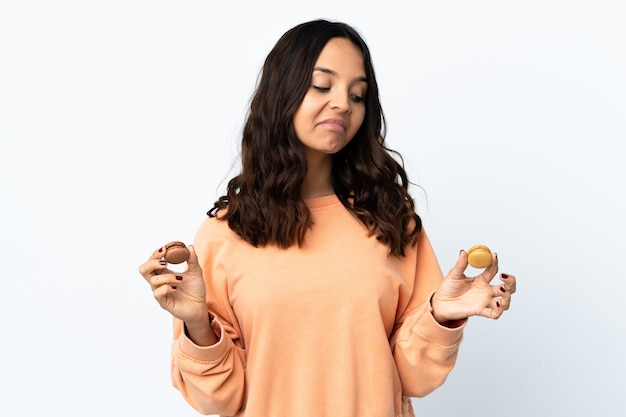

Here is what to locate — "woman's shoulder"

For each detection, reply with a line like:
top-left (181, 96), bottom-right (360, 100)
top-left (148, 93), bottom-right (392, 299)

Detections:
top-left (192, 213), bottom-right (247, 261)
top-left (195, 212), bottom-right (236, 241)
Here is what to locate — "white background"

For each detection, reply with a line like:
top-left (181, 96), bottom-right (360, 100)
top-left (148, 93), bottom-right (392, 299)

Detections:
top-left (1, 1), bottom-right (625, 416)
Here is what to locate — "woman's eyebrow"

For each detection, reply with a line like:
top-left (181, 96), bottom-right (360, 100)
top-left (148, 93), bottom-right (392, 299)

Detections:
top-left (313, 67), bottom-right (368, 83)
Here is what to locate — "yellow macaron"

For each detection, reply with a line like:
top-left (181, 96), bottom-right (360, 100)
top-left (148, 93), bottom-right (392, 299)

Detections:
top-left (467, 244), bottom-right (493, 268)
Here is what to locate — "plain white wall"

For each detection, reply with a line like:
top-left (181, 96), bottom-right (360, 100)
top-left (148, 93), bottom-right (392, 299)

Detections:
top-left (1, 1), bottom-right (624, 416)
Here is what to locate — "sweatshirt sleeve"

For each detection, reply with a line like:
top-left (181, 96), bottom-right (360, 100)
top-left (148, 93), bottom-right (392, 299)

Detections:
top-left (170, 217), bottom-right (247, 416)
top-left (389, 230), bottom-right (467, 398)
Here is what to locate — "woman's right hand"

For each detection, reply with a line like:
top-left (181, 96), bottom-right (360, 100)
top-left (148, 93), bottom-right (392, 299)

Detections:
top-left (138, 244), bottom-right (209, 327)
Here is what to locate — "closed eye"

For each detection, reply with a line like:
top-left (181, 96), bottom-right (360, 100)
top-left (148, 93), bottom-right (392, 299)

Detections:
top-left (350, 94), bottom-right (363, 103)
top-left (311, 85), bottom-right (364, 103)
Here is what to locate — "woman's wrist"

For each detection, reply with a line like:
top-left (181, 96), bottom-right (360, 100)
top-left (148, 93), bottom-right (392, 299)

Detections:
top-left (430, 294), bottom-right (466, 328)
top-left (184, 315), bottom-right (219, 346)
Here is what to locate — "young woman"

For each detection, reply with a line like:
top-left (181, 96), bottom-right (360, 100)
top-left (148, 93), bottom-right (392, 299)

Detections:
top-left (139, 19), bottom-right (516, 417)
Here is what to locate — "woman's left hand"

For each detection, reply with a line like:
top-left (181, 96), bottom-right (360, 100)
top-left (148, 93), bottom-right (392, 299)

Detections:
top-left (431, 250), bottom-right (517, 325)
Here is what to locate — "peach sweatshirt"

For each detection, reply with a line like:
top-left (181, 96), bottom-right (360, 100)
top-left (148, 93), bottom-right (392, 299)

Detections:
top-left (171, 194), bottom-right (465, 417)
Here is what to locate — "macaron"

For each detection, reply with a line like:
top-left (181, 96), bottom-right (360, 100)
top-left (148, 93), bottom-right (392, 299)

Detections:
top-left (467, 244), bottom-right (493, 268)
top-left (164, 241), bottom-right (190, 264)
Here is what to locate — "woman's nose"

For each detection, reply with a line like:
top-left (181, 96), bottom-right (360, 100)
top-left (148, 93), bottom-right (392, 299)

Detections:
top-left (329, 89), bottom-right (351, 113)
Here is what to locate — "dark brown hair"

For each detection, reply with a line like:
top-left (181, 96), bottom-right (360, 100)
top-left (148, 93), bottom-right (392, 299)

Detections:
top-left (209, 19), bottom-right (421, 256)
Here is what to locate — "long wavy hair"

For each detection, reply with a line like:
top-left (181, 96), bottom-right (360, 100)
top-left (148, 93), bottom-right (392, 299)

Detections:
top-left (209, 20), bottom-right (421, 256)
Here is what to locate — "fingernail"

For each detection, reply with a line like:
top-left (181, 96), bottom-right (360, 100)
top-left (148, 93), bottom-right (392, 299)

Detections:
top-left (496, 301), bottom-right (501, 308)
top-left (171, 285), bottom-right (177, 290)
top-left (158, 247), bottom-right (163, 253)
top-left (500, 286), bottom-right (506, 293)
top-left (175, 275), bottom-right (183, 281)
top-left (159, 260), bottom-right (167, 266)
top-left (501, 273), bottom-right (509, 279)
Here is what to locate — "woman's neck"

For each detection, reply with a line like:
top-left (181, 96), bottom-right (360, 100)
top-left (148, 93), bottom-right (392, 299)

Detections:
top-left (301, 153), bottom-right (334, 199)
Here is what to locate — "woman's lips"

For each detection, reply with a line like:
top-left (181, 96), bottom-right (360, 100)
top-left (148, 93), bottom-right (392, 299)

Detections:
top-left (317, 118), bottom-right (346, 132)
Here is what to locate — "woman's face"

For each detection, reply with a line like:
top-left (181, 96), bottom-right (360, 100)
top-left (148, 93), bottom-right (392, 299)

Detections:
top-left (293, 37), bottom-right (367, 162)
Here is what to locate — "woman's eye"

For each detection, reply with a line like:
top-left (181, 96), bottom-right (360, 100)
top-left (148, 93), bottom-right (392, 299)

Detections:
top-left (351, 94), bottom-right (363, 103)
top-left (311, 85), bottom-right (364, 103)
